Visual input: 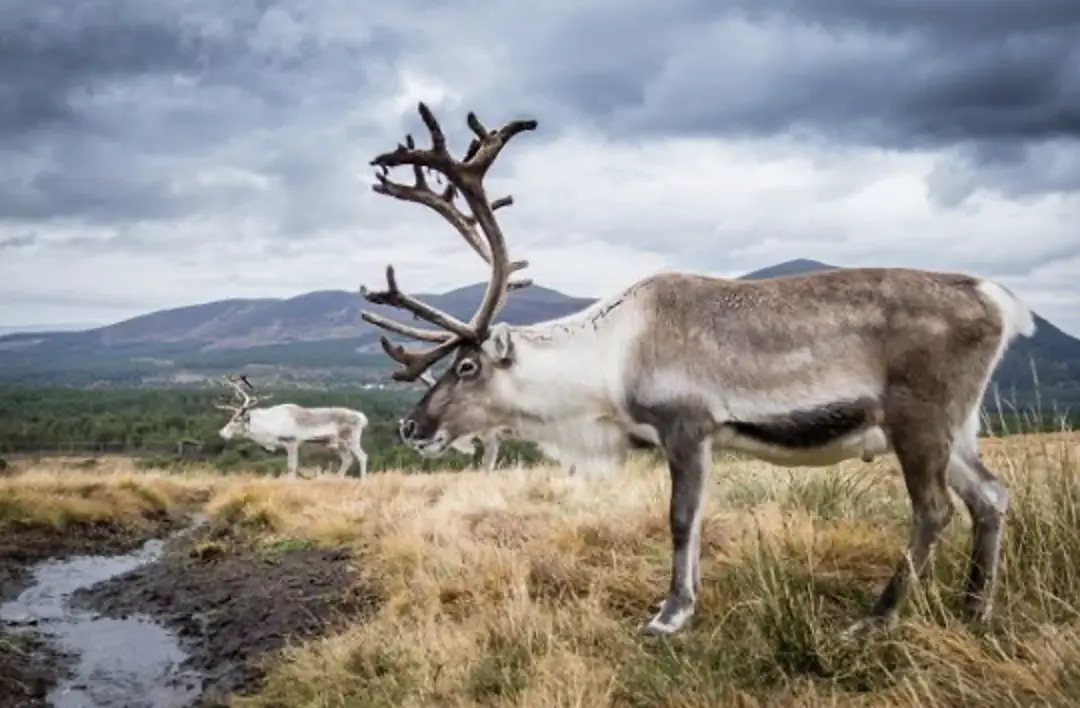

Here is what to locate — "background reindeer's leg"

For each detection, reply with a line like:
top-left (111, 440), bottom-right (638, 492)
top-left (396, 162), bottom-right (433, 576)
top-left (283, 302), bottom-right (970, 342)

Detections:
top-left (859, 400), bottom-right (954, 630)
top-left (284, 442), bottom-right (300, 479)
top-left (335, 446), bottom-right (352, 478)
top-left (481, 438), bottom-right (499, 473)
top-left (471, 438), bottom-right (484, 470)
top-left (350, 441), bottom-right (368, 481)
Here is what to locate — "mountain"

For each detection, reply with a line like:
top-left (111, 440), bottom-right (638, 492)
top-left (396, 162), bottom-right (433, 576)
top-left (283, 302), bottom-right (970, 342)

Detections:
top-left (0, 282), bottom-right (595, 387)
top-left (0, 322), bottom-right (101, 335)
top-left (740, 259), bottom-right (838, 280)
top-left (1, 259), bottom-right (1078, 402)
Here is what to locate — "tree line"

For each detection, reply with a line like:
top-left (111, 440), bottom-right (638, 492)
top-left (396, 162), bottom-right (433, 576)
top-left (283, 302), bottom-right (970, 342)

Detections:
top-left (0, 385), bottom-right (1072, 476)
top-left (0, 385), bottom-right (546, 474)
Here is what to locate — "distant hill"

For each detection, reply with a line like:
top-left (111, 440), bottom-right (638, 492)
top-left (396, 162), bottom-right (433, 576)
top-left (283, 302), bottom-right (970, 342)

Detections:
top-left (0, 282), bottom-right (594, 387)
top-left (0, 322), bottom-right (101, 335)
top-left (1, 259), bottom-right (1078, 403)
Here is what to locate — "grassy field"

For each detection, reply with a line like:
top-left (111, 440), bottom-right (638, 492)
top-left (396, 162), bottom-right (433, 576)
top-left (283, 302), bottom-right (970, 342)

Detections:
top-left (3, 431), bottom-right (1080, 707)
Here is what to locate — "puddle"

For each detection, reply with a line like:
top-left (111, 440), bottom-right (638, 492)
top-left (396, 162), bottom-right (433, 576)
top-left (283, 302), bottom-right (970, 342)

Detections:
top-left (0, 519), bottom-right (207, 708)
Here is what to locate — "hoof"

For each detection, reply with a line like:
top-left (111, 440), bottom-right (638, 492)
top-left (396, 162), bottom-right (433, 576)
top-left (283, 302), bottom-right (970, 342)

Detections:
top-left (838, 616), bottom-right (893, 645)
top-left (640, 597), bottom-right (694, 635)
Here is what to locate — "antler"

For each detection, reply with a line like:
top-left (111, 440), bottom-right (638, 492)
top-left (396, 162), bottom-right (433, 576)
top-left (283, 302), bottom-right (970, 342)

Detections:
top-left (217, 373), bottom-right (272, 411)
top-left (359, 102), bottom-right (538, 381)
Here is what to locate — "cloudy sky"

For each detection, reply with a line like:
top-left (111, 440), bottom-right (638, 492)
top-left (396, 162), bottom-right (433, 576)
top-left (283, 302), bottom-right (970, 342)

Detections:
top-left (3, 1), bottom-right (1079, 336)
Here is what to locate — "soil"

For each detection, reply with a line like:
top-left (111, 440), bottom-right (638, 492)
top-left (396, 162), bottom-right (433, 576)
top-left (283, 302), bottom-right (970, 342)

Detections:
top-left (70, 540), bottom-right (380, 707)
top-left (0, 631), bottom-right (74, 708)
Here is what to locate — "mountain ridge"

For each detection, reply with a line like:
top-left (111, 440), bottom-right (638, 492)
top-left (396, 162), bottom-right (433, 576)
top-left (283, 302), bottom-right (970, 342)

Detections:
top-left (2, 259), bottom-right (1078, 399)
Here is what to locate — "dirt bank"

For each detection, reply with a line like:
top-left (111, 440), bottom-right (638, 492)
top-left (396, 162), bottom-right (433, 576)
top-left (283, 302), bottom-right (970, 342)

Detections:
top-left (71, 539), bottom-right (380, 707)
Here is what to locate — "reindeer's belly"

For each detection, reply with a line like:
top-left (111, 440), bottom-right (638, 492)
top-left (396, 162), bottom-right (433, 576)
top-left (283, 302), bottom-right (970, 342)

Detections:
top-left (715, 396), bottom-right (890, 467)
top-left (718, 425), bottom-right (890, 467)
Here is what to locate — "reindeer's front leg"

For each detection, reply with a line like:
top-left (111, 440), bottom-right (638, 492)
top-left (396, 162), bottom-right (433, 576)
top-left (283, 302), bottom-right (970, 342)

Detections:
top-left (284, 442), bottom-right (299, 479)
top-left (481, 438), bottom-right (500, 473)
top-left (644, 433), bottom-right (712, 635)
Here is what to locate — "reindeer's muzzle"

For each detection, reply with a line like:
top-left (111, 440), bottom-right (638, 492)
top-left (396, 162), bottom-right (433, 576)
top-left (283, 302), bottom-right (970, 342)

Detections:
top-left (398, 415), bottom-right (449, 457)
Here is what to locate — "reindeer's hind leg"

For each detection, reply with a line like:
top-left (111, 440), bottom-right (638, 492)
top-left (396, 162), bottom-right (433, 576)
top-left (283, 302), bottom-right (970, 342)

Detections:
top-left (852, 394), bottom-right (955, 633)
top-left (947, 412), bottom-right (1010, 622)
top-left (349, 437), bottom-right (368, 481)
top-left (335, 446), bottom-right (353, 478)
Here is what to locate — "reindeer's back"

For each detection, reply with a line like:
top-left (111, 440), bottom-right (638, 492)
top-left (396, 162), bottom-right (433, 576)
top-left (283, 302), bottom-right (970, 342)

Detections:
top-left (291, 406), bottom-right (367, 428)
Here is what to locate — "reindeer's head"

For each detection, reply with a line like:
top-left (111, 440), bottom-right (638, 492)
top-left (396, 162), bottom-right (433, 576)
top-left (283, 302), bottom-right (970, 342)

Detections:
top-left (214, 374), bottom-right (272, 440)
top-left (359, 103), bottom-right (537, 457)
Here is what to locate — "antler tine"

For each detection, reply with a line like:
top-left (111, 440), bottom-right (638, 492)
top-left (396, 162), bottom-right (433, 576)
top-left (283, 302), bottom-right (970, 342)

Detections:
top-left (378, 335), bottom-right (463, 382)
top-left (360, 265), bottom-right (475, 339)
top-left (222, 374), bottom-right (253, 409)
top-left (359, 310), bottom-right (454, 343)
top-left (461, 110), bottom-right (539, 179)
top-left (213, 391), bottom-right (241, 413)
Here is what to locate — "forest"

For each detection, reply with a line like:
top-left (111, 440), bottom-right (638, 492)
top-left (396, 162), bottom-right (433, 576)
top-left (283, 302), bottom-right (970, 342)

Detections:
top-left (0, 384), bottom-right (546, 473)
top-left (0, 385), bottom-right (1072, 475)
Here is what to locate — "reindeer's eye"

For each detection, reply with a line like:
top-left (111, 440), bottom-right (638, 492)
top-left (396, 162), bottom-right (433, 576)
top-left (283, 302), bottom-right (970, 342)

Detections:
top-left (455, 358), bottom-right (480, 379)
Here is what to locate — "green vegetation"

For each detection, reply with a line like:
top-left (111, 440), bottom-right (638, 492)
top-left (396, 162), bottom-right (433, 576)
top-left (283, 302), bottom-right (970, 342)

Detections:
top-left (0, 385), bottom-right (546, 474)
top-left (0, 384), bottom-right (1073, 476)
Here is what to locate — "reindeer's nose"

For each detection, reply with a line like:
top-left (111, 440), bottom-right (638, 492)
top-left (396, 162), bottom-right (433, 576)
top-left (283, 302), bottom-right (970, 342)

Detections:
top-left (399, 419), bottom-right (418, 441)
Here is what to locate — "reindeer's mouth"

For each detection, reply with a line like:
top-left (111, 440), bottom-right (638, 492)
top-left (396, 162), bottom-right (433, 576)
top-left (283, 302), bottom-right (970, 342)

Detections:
top-left (411, 429), bottom-right (452, 458)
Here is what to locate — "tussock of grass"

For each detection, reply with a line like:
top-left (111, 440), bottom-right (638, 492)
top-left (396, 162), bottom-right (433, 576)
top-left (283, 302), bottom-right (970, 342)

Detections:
top-left (8, 434), bottom-right (1080, 706)
top-left (0, 457), bottom-right (211, 532)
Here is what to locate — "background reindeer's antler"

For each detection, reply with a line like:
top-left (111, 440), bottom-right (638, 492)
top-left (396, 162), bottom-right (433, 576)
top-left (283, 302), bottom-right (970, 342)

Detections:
top-left (216, 373), bottom-right (272, 411)
top-left (358, 102), bottom-right (538, 381)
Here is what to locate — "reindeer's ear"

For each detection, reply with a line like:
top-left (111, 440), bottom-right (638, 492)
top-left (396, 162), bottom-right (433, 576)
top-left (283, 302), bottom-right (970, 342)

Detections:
top-left (482, 323), bottom-right (514, 366)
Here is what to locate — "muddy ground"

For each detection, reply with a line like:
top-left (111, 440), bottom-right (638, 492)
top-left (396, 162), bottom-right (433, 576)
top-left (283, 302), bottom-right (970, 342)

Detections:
top-left (1, 517), bottom-right (186, 708)
top-left (71, 534), bottom-right (379, 707)
top-left (0, 513), bottom-right (189, 602)
top-left (0, 631), bottom-right (73, 708)
top-left (1, 515), bottom-right (379, 707)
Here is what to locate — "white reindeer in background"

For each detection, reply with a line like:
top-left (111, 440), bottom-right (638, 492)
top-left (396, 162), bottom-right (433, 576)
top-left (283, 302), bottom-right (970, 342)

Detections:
top-left (214, 374), bottom-right (370, 480)
top-left (358, 103), bottom-right (1035, 638)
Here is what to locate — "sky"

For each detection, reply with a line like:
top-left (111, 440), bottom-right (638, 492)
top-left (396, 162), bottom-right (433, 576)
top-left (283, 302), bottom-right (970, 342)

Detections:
top-left (2, 1), bottom-right (1079, 336)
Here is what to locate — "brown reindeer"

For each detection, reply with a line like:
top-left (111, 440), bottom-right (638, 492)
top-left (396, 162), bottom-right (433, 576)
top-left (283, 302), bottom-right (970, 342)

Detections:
top-left (358, 102), bottom-right (1035, 637)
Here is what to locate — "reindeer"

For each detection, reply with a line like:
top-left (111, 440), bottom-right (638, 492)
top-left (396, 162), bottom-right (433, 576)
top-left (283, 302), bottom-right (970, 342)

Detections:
top-left (214, 375), bottom-right (370, 480)
top-left (449, 427), bottom-right (513, 472)
top-left (357, 103), bottom-right (1035, 637)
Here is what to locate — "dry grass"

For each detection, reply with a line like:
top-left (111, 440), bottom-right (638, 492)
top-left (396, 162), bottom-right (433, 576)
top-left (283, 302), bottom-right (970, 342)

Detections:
top-left (5, 433), bottom-right (1080, 707)
top-left (0, 457), bottom-right (211, 533)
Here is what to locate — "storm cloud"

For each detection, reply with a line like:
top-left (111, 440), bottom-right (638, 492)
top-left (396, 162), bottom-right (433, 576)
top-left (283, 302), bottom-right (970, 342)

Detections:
top-left (1, 0), bottom-right (1079, 333)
